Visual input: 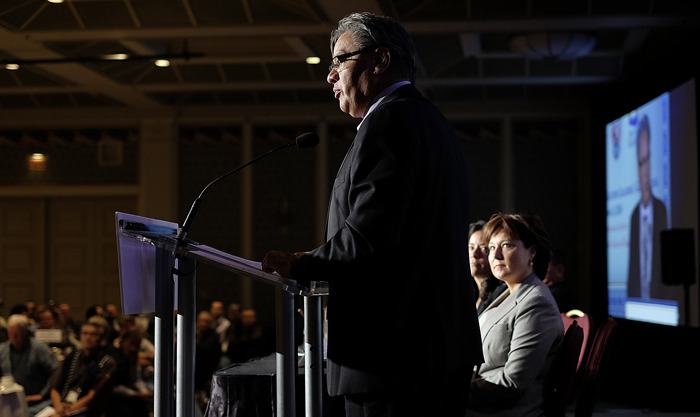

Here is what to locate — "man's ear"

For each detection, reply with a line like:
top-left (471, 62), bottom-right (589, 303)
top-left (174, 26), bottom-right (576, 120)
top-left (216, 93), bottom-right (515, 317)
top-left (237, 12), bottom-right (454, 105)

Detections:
top-left (373, 47), bottom-right (391, 75)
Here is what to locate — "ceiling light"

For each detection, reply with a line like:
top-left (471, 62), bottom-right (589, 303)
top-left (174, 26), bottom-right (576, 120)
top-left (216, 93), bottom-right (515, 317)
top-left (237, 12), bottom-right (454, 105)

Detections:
top-left (47, 0), bottom-right (64, 3)
top-left (154, 59), bottom-right (171, 68)
top-left (305, 56), bottom-right (321, 65)
top-left (5, 63), bottom-right (19, 70)
top-left (28, 153), bottom-right (48, 172)
top-left (103, 53), bottom-right (129, 60)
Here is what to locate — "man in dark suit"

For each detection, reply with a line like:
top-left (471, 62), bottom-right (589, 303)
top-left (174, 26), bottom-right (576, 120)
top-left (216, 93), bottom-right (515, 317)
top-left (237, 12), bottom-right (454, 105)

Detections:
top-left (262, 12), bottom-right (482, 417)
top-left (627, 114), bottom-right (669, 300)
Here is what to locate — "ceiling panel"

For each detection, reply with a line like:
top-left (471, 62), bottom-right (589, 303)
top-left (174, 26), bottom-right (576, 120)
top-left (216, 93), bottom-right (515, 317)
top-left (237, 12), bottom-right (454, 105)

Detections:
top-left (129, 0), bottom-right (192, 28)
top-left (0, 0), bottom-right (695, 110)
top-left (188, 0), bottom-right (249, 25)
top-left (71, 2), bottom-right (135, 29)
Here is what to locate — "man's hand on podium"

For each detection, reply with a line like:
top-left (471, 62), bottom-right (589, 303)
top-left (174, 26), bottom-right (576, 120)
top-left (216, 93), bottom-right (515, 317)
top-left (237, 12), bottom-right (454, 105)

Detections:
top-left (261, 251), bottom-right (304, 278)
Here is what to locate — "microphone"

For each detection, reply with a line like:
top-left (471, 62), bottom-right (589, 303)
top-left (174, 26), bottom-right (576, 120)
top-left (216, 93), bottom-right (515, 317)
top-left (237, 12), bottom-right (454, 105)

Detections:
top-left (175, 131), bottom-right (319, 246)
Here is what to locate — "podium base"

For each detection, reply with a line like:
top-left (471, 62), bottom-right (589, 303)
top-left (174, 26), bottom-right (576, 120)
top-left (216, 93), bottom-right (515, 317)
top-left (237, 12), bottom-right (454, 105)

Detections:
top-left (205, 354), bottom-right (342, 417)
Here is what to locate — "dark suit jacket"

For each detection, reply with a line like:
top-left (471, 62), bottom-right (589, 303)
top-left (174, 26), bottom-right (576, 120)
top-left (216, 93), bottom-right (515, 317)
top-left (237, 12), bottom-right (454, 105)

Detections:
top-left (627, 196), bottom-right (668, 299)
top-left (291, 84), bottom-right (483, 395)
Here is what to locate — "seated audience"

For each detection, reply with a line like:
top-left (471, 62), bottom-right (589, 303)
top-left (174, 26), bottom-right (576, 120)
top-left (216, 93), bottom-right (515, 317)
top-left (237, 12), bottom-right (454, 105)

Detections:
top-left (466, 213), bottom-right (564, 417)
top-left (9, 303), bottom-right (30, 317)
top-left (224, 308), bottom-right (268, 364)
top-left (210, 300), bottom-right (231, 346)
top-left (48, 322), bottom-right (116, 417)
top-left (195, 311), bottom-right (221, 413)
top-left (107, 330), bottom-right (152, 417)
top-left (57, 303), bottom-right (81, 338)
top-left (543, 249), bottom-right (575, 313)
top-left (0, 316), bottom-right (7, 343)
top-left (225, 303), bottom-right (242, 344)
top-left (35, 305), bottom-right (77, 354)
top-left (0, 314), bottom-right (58, 416)
top-left (469, 220), bottom-right (507, 315)
top-left (103, 304), bottom-right (121, 344)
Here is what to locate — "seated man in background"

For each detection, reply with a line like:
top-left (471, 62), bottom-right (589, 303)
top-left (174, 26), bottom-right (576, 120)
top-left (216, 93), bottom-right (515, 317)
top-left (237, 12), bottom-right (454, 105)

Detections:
top-left (0, 314), bottom-right (58, 417)
top-left (107, 330), bottom-right (152, 417)
top-left (35, 305), bottom-right (78, 355)
top-left (48, 322), bottom-right (116, 417)
top-left (543, 249), bottom-right (575, 313)
top-left (195, 310), bottom-right (221, 413)
top-left (225, 308), bottom-right (269, 364)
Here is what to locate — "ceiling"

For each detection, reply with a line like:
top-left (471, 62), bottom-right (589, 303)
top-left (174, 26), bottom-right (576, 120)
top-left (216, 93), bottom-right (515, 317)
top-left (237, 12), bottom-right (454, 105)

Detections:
top-left (0, 0), bottom-right (697, 112)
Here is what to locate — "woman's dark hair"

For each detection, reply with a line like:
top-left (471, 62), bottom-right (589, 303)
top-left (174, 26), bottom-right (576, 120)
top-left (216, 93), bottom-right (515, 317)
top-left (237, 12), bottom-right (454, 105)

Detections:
top-left (468, 219), bottom-right (486, 239)
top-left (482, 213), bottom-right (552, 279)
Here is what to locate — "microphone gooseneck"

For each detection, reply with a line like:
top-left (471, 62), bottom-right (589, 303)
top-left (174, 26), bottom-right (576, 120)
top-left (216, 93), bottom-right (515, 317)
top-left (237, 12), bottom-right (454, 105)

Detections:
top-left (175, 132), bottom-right (319, 247)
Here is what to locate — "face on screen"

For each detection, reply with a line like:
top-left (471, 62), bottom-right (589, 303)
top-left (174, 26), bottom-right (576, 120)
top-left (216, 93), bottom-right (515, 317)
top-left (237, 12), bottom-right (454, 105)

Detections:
top-left (637, 130), bottom-right (651, 205)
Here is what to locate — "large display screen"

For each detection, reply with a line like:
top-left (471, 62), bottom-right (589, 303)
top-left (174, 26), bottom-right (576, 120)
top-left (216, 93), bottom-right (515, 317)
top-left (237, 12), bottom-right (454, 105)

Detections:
top-left (606, 79), bottom-right (698, 327)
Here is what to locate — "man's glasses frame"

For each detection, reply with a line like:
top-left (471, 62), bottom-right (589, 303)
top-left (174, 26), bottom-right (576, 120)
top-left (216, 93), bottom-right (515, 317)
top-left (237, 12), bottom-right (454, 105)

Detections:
top-left (328, 45), bottom-right (376, 73)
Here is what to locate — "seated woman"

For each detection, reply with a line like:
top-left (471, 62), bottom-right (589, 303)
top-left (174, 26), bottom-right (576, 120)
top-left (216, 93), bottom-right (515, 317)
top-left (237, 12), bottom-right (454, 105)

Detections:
top-left (468, 220), bottom-right (507, 315)
top-left (466, 213), bottom-right (563, 417)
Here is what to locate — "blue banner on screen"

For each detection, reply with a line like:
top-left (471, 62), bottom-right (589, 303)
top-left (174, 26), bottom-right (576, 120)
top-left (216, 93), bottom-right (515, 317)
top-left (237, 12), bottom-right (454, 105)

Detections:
top-left (606, 79), bottom-right (699, 327)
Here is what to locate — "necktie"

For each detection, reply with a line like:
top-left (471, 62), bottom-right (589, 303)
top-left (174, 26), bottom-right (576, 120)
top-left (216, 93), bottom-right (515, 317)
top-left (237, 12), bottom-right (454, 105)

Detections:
top-left (641, 213), bottom-right (652, 299)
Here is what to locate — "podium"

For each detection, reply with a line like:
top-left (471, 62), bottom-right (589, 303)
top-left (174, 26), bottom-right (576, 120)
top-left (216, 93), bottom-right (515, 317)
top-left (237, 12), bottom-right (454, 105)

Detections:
top-left (115, 212), bottom-right (328, 417)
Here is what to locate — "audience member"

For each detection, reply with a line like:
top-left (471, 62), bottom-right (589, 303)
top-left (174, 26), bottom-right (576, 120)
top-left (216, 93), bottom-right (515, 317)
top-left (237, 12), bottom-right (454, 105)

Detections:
top-left (107, 330), bottom-right (152, 417)
top-left (0, 315), bottom-right (7, 343)
top-left (48, 322), bottom-right (116, 417)
top-left (84, 305), bottom-right (104, 323)
top-left (543, 249), bottom-right (575, 313)
top-left (209, 300), bottom-right (230, 345)
top-left (112, 316), bottom-right (155, 393)
top-left (225, 308), bottom-right (268, 364)
top-left (103, 304), bottom-right (121, 344)
top-left (35, 306), bottom-right (77, 354)
top-left (25, 301), bottom-right (37, 319)
top-left (9, 303), bottom-right (30, 317)
top-left (195, 311), bottom-right (221, 413)
top-left (57, 303), bottom-right (81, 337)
top-left (87, 315), bottom-right (112, 350)
top-left (225, 303), bottom-right (242, 342)
top-left (466, 213), bottom-right (563, 417)
top-left (0, 314), bottom-right (58, 416)
top-left (469, 220), bottom-right (507, 315)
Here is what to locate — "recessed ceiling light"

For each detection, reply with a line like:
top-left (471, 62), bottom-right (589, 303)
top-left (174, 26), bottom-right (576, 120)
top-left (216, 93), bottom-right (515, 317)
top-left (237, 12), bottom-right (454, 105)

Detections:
top-left (305, 56), bottom-right (321, 65)
top-left (5, 63), bottom-right (20, 70)
top-left (154, 59), bottom-right (171, 68)
top-left (103, 53), bottom-right (129, 60)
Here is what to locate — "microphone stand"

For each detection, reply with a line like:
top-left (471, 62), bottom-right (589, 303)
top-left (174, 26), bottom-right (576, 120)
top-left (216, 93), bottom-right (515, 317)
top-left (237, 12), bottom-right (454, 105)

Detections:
top-left (175, 141), bottom-right (294, 249)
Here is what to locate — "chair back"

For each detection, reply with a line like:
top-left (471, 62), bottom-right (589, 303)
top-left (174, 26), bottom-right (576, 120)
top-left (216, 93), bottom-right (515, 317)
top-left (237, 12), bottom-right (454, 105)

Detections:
top-left (561, 310), bottom-right (592, 371)
top-left (574, 317), bottom-right (617, 417)
top-left (544, 319), bottom-right (584, 417)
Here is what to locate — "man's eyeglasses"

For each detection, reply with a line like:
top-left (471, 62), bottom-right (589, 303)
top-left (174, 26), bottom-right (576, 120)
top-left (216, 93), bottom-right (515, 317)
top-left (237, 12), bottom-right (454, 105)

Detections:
top-left (328, 46), bottom-right (376, 73)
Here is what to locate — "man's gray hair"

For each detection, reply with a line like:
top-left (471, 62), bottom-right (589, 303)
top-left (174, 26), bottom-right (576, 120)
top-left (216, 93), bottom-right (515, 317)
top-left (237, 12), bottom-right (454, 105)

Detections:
top-left (330, 12), bottom-right (417, 83)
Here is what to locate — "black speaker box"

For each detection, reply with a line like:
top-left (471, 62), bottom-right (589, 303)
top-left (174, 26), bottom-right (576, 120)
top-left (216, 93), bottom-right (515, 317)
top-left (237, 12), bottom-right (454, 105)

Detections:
top-left (660, 228), bottom-right (697, 286)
